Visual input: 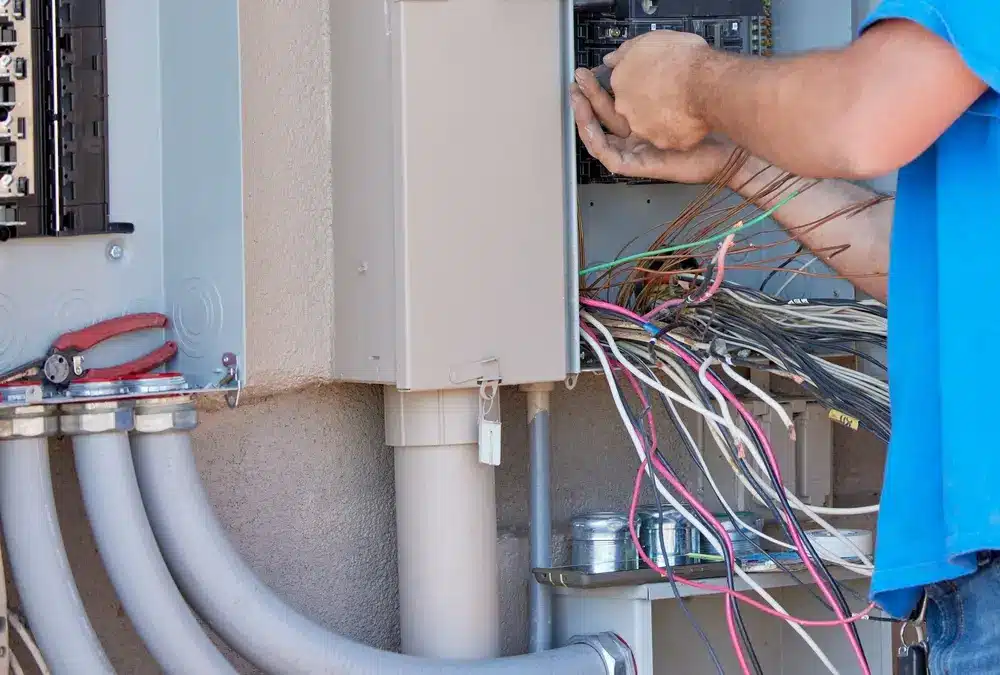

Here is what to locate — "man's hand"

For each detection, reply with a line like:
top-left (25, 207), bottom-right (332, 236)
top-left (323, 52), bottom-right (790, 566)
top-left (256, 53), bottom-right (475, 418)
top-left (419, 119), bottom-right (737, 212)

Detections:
top-left (602, 31), bottom-right (713, 151)
top-left (572, 68), bottom-right (732, 184)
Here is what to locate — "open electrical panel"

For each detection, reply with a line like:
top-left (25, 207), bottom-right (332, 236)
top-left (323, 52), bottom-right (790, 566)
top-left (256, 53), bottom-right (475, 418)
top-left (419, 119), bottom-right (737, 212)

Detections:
top-left (0, 0), bottom-right (246, 401)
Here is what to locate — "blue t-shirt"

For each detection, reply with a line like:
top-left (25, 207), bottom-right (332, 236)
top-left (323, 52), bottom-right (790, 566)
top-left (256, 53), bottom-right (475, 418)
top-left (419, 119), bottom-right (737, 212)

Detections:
top-left (860, 1), bottom-right (1000, 618)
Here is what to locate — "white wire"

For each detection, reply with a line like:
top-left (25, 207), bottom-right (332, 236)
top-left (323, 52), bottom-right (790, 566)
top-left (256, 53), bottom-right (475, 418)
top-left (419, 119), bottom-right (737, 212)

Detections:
top-left (582, 326), bottom-right (841, 675)
top-left (9, 652), bottom-right (24, 675)
top-left (655, 351), bottom-right (873, 570)
top-left (597, 317), bottom-right (876, 563)
top-left (8, 613), bottom-right (51, 675)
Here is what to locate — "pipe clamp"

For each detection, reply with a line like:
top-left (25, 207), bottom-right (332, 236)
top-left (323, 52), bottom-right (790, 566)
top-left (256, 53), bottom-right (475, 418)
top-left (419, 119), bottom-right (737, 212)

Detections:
top-left (569, 632), bottom-right (637, 675)
top-left (60, 401), bottom-right (134, 435)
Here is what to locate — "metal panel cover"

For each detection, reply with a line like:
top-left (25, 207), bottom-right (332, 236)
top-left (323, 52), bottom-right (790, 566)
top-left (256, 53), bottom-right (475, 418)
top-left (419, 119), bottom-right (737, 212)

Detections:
top-left (392, 0), bottom-right (569, 391)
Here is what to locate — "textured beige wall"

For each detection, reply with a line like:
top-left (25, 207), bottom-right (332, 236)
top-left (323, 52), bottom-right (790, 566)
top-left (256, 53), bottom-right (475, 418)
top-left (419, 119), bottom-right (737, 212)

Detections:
top-left (0, 1), bottom-right (888, 672)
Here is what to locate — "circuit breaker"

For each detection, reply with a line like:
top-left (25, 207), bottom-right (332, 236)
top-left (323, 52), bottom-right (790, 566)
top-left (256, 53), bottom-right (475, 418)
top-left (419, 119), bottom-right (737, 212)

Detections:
top-left (0, 0), bottom-right (125, 241)
top-left (575, 0), bottom-right (769, 183)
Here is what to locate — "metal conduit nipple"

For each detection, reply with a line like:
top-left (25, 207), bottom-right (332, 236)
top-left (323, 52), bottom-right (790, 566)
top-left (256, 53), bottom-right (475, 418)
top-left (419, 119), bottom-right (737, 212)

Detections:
top-left (59, 400), bottom-right (134, 436)
top-left (0, 402), bottom-right (58, 439)
top-left (133, 396), bottom-right (197, 434)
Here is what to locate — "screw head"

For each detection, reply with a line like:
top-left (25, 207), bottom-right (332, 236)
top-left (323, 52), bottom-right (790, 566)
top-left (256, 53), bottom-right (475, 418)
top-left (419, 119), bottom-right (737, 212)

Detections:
top-left (221, 352), bottom-right (237, 368)
top-left (107, 243), bottom-right (124, 260)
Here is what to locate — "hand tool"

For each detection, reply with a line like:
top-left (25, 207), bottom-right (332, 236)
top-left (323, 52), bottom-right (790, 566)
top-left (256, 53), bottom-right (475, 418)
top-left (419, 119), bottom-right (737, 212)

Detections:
top-left (0, 313), bottom-right (179, 386)
top-left (592, 64), bottom-right (614, 94)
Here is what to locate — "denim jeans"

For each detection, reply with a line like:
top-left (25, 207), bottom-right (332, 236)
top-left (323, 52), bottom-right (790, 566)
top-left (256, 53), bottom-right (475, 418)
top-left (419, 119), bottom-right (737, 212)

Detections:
top-left (925, 554), bottom-right (1000, 675)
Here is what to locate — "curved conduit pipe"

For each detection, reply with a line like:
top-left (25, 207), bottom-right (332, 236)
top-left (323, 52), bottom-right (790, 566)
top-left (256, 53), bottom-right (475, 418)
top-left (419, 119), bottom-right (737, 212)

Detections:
top-left (65, 400), bottom-right (239, 675)
top-left (131, 400), bottom-right (629, 675)
top-left (0, 402), bottom-right (115, 675)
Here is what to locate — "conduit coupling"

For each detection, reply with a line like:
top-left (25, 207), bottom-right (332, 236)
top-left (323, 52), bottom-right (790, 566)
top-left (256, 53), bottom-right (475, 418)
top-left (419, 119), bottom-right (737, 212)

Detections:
top-left (60, 400), bottom-right (134, 435)
top-left (570, 634), bottom-right (636, 675)
top-left (0, 403), bottom-right (58, 439)
top-left (133, 396), bottom-right (197, 434)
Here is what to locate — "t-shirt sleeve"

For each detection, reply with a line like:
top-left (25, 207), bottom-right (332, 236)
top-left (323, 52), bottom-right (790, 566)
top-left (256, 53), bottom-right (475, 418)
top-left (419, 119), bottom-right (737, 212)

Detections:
top-left (860, 0), bottom-right (1000, 93)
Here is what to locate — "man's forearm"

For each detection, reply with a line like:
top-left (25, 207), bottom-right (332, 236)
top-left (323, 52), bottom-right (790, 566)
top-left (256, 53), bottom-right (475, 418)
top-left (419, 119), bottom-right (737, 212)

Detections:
top-left (692, 48), bottom-right (869, 179)
top-left (729, 157), bottom-right (890, 303)
top-left (687, 19), bottom-right (987, 181)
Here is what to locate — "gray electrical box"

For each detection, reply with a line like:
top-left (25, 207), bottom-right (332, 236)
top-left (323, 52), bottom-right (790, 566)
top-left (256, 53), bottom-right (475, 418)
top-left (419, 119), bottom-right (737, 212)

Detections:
top-left (0, 0), bottom-right (246, 392)
top-left (331, 0), bottom-right (575, 391)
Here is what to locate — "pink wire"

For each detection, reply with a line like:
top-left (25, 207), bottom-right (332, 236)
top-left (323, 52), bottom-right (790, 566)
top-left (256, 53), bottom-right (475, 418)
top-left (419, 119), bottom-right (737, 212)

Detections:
top-left (691, 233), bottom-right (735, 304)
top-left (664, 344), bottom-right (871, 675)
top-left (628, 461), bottom-right (876, 626)
top-left (617, 368), bottom-right (750, 675)
top-left (581, 300), bottom-right (871, 674)
top-left (639, 233), bottom-right (736, 322)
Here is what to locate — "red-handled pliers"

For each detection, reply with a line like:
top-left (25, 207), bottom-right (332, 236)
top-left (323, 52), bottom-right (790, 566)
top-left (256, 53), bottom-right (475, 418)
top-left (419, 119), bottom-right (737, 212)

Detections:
top-left (0, 313), bottom-right (178, 386)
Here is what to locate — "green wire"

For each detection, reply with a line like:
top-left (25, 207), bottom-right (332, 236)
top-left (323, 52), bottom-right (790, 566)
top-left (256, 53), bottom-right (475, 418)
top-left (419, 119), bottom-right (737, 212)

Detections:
top-left (579, 190), bottom-right (800, 277)
top-left (686, 552), bottom-right (725, 562)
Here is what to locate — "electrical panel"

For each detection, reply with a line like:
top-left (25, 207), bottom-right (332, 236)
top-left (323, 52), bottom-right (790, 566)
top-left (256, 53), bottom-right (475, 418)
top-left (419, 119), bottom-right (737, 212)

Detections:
top-left (575, 0), bottom-right (770, 184)
top-left (0, 0), bottom-right (125, 242)
top-left (0, 0), bottom-right (246, 397)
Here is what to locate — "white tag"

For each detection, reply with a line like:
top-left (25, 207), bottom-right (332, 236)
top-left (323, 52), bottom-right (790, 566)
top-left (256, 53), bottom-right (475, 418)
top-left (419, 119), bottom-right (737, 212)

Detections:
top-left (479, 419), bottom-right (502, 466)
top-left (478, 379), bottom-right (502, 466)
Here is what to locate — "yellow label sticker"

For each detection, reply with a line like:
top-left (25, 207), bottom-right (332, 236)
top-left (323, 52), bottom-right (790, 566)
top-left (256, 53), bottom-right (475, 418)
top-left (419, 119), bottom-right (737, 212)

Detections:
top-left (828, 409), bottom-right (860, 431)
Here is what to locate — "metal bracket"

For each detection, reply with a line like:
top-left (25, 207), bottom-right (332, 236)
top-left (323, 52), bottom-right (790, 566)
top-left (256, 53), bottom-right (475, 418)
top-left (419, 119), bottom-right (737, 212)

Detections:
top-left (448, 357), bottom-right (501, 387)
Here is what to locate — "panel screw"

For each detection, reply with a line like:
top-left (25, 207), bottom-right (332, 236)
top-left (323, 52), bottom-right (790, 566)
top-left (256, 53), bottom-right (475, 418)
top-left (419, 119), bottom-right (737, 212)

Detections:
top-left (107, 243), bottom-right (124, 261)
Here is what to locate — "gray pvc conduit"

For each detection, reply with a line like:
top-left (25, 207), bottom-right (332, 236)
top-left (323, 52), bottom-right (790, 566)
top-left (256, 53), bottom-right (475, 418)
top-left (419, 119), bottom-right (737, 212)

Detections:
top-left (132, 431), bottom-right (609, 675)
top-left (0, 439), bottom-right (115, 675)
top-left (72, 432), bottom-right (239, 675)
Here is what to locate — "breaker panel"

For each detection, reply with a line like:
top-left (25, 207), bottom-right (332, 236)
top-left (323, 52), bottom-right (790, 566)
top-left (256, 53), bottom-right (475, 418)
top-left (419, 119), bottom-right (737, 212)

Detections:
top-left (0, 0), bottom-right (126, 242)
top-left (575, 0), bottom-right (771, 184)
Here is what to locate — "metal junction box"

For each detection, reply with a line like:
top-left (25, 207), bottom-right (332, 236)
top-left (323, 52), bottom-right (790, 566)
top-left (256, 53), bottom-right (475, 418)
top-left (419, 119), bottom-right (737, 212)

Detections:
top-left (0, 0), bottom-right (246, 397)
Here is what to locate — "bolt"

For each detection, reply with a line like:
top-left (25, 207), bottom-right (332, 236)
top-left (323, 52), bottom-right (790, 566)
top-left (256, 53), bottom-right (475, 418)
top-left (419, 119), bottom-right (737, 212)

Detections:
top-left (221, 352), bottom-right (237, 368)
top-left (107, 243), bottom-right (124, 260)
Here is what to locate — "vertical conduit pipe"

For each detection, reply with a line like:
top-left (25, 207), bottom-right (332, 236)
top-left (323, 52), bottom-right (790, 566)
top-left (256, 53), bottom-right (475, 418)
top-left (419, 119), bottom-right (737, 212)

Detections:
top-left (522, 383), bottom-right (554, 653)
top-left (0, 404), bottom-right (115, 675)
top-left (132, 425), bottom-right (625, 675)
top-left (385, 388), bottom-right (500, 659)
top-left (65, 399), bottom-right (238, 675)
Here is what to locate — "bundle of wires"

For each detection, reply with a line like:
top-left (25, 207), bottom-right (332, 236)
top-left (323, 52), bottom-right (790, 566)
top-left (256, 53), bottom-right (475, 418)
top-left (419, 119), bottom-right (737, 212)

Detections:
top-left (576, 156), bottom-right (890, 674)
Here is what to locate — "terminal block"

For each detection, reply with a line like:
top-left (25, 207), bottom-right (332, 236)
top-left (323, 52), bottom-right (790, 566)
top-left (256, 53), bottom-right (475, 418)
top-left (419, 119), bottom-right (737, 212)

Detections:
top-left (0, 0), bottom-right (129, 242)
top-left (575, 0), bottom-right (770, 184)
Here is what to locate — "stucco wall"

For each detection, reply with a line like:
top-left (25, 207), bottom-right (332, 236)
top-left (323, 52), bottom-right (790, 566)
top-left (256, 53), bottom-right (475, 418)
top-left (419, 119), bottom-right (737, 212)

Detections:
top-left (0, 0), bottom-right (887, 672)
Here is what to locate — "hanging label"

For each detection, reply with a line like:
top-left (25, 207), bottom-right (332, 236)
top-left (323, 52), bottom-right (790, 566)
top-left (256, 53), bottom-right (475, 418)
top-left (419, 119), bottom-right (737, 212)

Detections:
top-left (478, 380), bottom-right (502, 466)
top-left (828, 409), bottom-right (860, 431)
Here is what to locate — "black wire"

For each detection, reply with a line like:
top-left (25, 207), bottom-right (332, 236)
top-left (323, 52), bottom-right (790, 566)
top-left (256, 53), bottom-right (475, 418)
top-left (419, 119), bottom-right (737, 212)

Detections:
top-left (759, 244), bottom-right (804, 292)
top-left (630, 336), bottom-right (868, 669)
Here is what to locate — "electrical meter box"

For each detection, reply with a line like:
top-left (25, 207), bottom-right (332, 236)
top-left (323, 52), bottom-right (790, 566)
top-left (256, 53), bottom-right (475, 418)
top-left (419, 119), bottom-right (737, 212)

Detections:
top-left (0, 0), bottom-right (246, 398)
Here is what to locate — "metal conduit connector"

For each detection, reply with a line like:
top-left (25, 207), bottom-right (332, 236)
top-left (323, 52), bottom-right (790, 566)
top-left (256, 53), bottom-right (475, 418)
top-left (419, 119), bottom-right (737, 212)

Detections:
top-left (60, 400), bottom-right (134, 436)
top-left (0, 402), bottom-right (58, 439)
top-left (133, 395), bottom-right (197, 434)
top-left (569, 633), bottom-right (637, 675)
